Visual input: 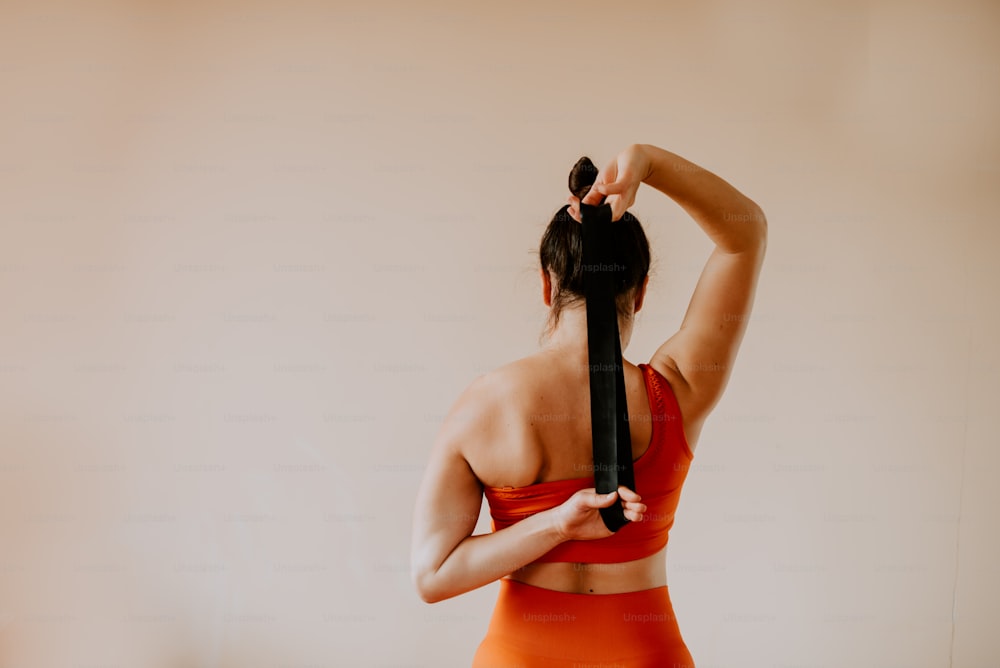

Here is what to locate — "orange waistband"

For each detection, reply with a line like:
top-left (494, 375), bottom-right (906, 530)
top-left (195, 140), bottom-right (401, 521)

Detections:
top-left (472, 579), bottom-right (695, 667)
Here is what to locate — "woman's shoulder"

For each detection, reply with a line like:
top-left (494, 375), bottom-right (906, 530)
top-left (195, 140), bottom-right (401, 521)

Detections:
top-left (470, 354), bottom-right (545, 393)
top-left (448, 358), bottom-right (543, 485)
top-left (449, 356), bottom-right (541, 438)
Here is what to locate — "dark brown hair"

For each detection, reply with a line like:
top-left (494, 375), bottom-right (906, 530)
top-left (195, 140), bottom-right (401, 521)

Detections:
top-left (539, 156), bottom-right (651, 340)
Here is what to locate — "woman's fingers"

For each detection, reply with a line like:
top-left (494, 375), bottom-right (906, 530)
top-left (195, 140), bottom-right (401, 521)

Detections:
top-left (572, 146), bottom-right (648, 221)
top-left (618, 486), bottom-right (645, 521)
top-left (569, 190), bottom-right (627, 223)
top-left (567, 195), bottom-right (581, 222)
top-left (585, 487), bottom-right (645, 518)
top-left (617, 485), bottom-right (641, 502)
top-left (575, 488), bottom-right (618, 510)
top-left (576, 182), bottom-right (635, 222)
top-left (624, 507), bottom-right (645, 522)
top-left (555, 486), bottom-right (646, 539)
top-left (596, 181), bottom-right (629, 196)
top-left (581, 155), bottom-right (618, 205)
top-left (581, 180), bottom-right (611, 208)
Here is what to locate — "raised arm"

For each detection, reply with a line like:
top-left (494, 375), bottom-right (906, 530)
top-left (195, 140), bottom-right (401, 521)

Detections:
top-left (638, 144), bottom-right (767, 424)
top-left (573, 144), bottom-right (767, 426)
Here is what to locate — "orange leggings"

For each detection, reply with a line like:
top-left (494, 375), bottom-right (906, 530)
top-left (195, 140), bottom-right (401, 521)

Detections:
top-left (472, 579), bottom-right (695, 667)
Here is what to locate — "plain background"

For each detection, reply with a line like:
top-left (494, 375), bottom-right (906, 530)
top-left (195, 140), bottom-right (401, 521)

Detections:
top-left (1, 1), bottom-right (998, 666)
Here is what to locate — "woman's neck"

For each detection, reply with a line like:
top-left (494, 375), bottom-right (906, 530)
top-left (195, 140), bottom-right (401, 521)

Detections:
top-left (540, 307), bottom-right (633, 362)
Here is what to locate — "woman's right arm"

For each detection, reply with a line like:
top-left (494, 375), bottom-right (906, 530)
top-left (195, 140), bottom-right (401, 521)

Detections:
top-left (410, 376), bottom-right (645, 603)
top-left (577, 143), bottom-right (767, 428)
top-left (636, 144), bottom-right (767, 424)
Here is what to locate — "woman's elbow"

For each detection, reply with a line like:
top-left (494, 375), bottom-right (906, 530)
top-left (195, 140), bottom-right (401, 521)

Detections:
top-left (413, 571), bottom-right (439, 603)
top-left (413, 572), bottom-right (454, 604)
top-left (411, 559), bottom-right (449, 604)
top-left (741, 202), bottom-right (767, 251)
top-left (739, 198), bottom-right (766, 231)
top-left (756, 206), bottom-right (767, 235)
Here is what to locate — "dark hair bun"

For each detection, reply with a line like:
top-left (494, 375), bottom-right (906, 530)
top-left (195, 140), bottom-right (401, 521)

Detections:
top-left (568, 156), bottom-right (603, 203)
top-left (538, 155), bottom-right (651, 345)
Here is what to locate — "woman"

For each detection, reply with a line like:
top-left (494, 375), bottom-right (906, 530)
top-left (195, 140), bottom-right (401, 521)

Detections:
top-left (410, 143), bottom-right (767, 666)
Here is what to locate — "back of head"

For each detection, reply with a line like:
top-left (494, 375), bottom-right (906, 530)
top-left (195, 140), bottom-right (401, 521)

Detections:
top-left (539, 156), bottom-right (651, 340)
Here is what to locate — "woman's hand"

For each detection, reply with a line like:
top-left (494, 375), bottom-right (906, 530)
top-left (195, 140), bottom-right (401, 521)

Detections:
top-left (567, 143), bottom-right (652, 223)
top-left (550, 486), bottom-right (647, 542)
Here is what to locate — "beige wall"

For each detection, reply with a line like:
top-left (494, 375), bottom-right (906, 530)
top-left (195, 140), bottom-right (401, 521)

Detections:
top-left (1, 1), bottom-right (997, 666)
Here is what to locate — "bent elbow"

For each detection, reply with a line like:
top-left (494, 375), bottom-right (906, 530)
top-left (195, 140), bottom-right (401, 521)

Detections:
top-left (747, 201), bottom-right (767, 233)
top-left (412, 566), bottom-right (447, 604)
top-left (414, 577), bottom-right (439, 604)
top-left (744, 202), bottom-right (767, 250)
top-left (417, 588), bottom-right (445, 604)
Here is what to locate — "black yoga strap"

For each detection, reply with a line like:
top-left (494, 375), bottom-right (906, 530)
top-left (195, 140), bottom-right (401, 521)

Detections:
top-left (579, 200), bottom-right (635, 533)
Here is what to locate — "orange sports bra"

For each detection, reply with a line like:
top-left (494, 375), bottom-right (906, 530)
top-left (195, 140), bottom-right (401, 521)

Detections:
top-left (483, 363), bottom-right (695, 564)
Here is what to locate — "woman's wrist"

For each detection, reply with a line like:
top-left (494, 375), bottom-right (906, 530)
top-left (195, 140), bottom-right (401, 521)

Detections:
top-left (542, 506), bottom-right (569, 544)
top-left (638, 144), bottom-right (695, 193)
top-left (637, 143), bottom-right (659, 184)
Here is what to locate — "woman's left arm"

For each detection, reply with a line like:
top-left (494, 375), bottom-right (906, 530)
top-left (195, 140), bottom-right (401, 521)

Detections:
top-left (409, 378), bottom-right (563, 603)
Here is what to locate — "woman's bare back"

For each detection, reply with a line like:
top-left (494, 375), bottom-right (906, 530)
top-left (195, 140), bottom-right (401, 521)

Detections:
top-left (461, 351), bottom-right (703, 594)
